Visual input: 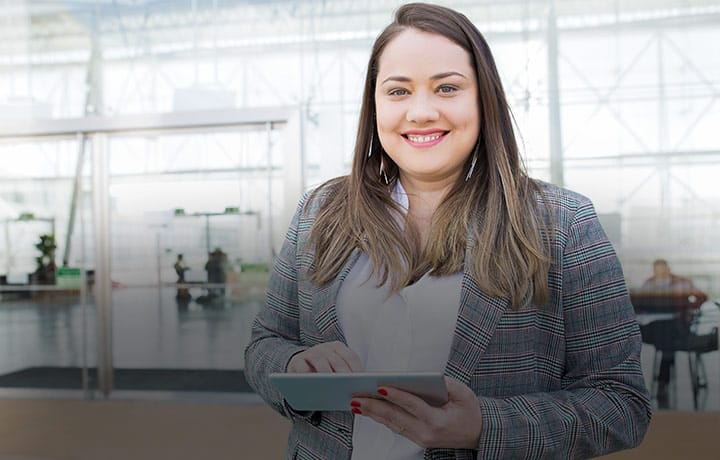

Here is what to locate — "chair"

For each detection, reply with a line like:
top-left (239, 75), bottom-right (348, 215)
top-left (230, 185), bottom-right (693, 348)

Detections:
top-left (640, 313), bottom-right (718, 410)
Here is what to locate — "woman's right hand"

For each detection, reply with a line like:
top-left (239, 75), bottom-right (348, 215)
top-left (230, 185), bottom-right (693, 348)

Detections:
top-left (287, 341), bottom-right (363, 373)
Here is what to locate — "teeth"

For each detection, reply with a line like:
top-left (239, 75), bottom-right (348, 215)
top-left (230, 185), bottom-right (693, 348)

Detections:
top-left (407, 133), bottom-right (442, 143)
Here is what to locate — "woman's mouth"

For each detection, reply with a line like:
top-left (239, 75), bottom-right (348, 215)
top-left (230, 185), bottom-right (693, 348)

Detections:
top-left (402, 131), bottom-right (447, 147)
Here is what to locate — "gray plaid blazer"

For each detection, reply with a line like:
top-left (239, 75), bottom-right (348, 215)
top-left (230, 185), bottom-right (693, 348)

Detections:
top-left (244, 181), bottom-right (651, 459)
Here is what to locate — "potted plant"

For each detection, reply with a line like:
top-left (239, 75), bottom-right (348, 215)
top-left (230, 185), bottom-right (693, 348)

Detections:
top-left (33, 233), bottom-right (57, 285)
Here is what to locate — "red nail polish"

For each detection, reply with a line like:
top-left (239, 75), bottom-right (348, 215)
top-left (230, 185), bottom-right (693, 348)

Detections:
top-left (377, 388), bottom-right (388, 396)
top-left (351, 407), bottom-right (362, 415)
top-left (350, 400), bottom-right (361, 408)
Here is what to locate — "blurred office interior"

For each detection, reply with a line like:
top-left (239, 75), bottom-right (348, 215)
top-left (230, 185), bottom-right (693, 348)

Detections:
top-left (0, 0), bottom-right (718, 456)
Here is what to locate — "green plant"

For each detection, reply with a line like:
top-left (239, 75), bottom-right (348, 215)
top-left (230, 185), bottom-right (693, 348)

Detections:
top-left (34, 233), bottom-right (57, 284)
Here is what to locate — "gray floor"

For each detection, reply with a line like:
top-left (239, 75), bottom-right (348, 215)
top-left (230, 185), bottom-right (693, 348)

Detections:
top-left (0, 287), bottom-right (718, 411)
top-left (0, 286), bottom-right (262, 374)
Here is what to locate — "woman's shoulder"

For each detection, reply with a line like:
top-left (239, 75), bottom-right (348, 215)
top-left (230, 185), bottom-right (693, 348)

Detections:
top-left (299, 176), bottom-right (349, 215)
top-left (532, 179), bottom-right (594, 211)
top-left (530, 180), bottom-right (601, 232)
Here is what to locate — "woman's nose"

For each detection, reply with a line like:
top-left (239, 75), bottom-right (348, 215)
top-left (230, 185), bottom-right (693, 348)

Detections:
top-left (406, 94), bottom-right (439, 123)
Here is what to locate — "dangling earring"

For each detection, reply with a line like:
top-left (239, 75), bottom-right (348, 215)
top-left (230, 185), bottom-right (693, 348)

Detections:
top-left (379, 156), bottom-right (389, 185)
top-left (367, 136), bottom-right (373, 158)
top-left (465, 153), bottom-right (477, 182)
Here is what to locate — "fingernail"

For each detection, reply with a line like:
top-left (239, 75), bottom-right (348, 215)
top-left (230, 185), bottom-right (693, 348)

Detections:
top-left (350, 400), bottom-right (361, 408)
top-left (377, 388), bottom-right (388, 396)
top-left (351, 407), bottom-right (362, 415)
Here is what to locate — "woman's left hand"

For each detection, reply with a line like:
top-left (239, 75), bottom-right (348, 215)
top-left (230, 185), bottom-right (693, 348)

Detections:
top-left (350, 376), bottom-right (482, 449)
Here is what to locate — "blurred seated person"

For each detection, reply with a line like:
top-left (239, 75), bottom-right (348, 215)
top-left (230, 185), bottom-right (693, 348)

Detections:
top-left (633, 259), bottom-right (707, 315)
top-left (639, 259), bottom-right (707, 408)
top-left (642, 259), bottom-right (707, 302)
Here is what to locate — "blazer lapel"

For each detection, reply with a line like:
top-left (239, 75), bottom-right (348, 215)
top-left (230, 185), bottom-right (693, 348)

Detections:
top-left (445, 250), bottom-right (510, 385)
top-left (313, 249), bottom-right (361, 344)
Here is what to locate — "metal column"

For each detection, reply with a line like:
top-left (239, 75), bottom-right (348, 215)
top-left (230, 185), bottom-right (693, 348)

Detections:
top-left (91, 133), bottom-right (113, 397)
top-left (547, 1), bottom-right (564, 187)
top-left (62, 133), bottom-right (86, 265)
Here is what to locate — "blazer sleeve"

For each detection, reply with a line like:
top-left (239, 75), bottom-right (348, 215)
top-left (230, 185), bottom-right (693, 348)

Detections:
top-left (244, 193), bottom-right (310, 418)
top-left (474, 195), bottom-right (652, 459)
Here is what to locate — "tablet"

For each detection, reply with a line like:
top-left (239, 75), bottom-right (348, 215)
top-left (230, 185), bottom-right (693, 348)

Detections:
top-left (269, 372), bottom-right (448, 411)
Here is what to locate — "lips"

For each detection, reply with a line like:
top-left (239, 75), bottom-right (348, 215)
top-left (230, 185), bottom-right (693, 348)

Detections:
top-left (402, 130), bottom-right (448, 147)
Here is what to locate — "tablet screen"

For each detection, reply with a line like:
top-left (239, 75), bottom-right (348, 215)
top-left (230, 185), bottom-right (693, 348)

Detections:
top-left (269, 372), bottom-right (448, 411)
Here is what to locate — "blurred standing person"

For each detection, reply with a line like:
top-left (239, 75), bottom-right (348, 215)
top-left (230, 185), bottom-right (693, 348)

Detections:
top-left (174, 254), bottom-right (191, 303)
top-left (205, 248), bottom-right (228, 299)
top-left (174, 254), bottom-right (189, 283)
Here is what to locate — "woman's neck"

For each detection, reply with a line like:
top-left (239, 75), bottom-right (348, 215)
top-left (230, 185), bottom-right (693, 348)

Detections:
top-left (398, 175), bottom-right (456, 249)
top-left (400, 175), bottom-right (455, 214)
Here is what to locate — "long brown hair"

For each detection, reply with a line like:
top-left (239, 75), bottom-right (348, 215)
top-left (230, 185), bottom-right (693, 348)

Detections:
top-left (306, 2), bottom-right (551, 308)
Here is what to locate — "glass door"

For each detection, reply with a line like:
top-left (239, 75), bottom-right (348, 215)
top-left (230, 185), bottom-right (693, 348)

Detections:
top-left (103, 121), bottom-right (298, 398)
top-left (0, 135), bottom-right (96, 396)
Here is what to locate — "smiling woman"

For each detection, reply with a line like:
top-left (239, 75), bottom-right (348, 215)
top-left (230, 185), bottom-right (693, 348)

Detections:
top-left (244, 3), bottom-right (651, 459)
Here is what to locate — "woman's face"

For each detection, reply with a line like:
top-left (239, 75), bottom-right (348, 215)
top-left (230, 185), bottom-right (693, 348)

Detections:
top-left (374, 28), bottom-right (480, 185)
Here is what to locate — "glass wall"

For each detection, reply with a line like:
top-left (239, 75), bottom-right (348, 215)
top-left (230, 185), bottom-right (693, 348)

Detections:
top-left (0, 0), bottom-right (717, 408)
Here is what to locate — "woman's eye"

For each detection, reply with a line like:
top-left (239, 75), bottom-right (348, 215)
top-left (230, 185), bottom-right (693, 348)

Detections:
top-left (388, 88), bottom-right (409, 96)
top-left (437, 85), bottom-right (458, 94)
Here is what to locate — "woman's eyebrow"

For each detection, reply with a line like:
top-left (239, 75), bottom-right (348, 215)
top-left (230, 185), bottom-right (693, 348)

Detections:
top-left (380, 75), bottom-right (411, 85)
top-left (430, 71), bottom-right (467, 81)
top-left (380, 71), bottom-right (468, 85)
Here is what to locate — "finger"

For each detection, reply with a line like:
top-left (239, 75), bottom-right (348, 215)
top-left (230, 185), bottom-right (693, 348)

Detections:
top-left (287, 360), bottom-right (311, 373)
top-left (326, 352), bottom-right (353, 373)
top-left (306, 356), bottom-right (334, 373)
top-left (286, 354), bottom-right (312, 373)
top-left (332, 346), bottom-right (363, 372)
top-left (354, 397), bottom-right (411, 435)
top-left (444, 376), bottom-right (476, 403)
top-left (377, 385), bottom-right (430, 417)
